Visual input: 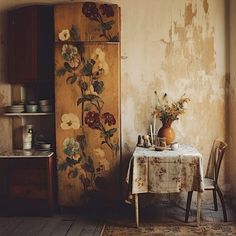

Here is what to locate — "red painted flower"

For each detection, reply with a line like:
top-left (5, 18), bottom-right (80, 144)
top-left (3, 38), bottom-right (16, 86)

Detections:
top-left (85, 111), bottom-right (101, 129)
top-left (100, 4), bottom-right (114, 17)
top-left (102, 112), bottom-right (116, 126)
top-left (82, 2), bottom-right (99, 20)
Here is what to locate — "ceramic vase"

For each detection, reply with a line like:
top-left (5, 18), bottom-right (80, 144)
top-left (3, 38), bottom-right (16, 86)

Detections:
top-left (157, 120), bottom-right (175, 145)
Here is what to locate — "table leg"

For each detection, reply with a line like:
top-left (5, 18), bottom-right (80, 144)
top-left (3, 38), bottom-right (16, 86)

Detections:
top-left (135, 194), bottom-right (139, 228)
top-left (196, 192), bottom-right (201, 226)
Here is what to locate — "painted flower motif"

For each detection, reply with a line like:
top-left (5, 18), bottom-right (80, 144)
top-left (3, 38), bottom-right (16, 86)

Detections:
top-left (62, 44), bottom-right (80, 68)
top-left (58, 29), bottom-right (70, 41)
top-left (99, 158), bottom-right (110, 171)
top-left (61, 113), bottom-right (80, 130)
top-left (77, 164), bottom-right (86, 178)
top-left (91, 48), bottom-right (109, 75)
top-left (73, 153), bottom-right (81, 161)
top-left (93, 148), bottom-right (105, 158)
top-left (84, 84), bottom-right (98, 96)
top-left (102, 112), bottom-right (116, 126)
top-left (100, 4), bottom-right (114, 17)
top-left (85, 111), bottom-right (101, 129)
top-left (82, 2), bottom-right (99, 20)
top-left (63, 137), bottom-right (80, 157)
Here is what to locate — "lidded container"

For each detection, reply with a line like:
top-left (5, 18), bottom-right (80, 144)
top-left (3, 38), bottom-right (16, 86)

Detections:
top-left (23, 124), bottom-right (33, 149)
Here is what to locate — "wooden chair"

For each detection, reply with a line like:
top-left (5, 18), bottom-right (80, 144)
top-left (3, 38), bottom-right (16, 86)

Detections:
top-left (185, 140), bottom-right (228, 222)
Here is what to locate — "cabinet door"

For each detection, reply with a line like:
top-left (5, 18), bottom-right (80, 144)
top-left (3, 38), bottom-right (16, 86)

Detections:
top-left (8, 159), bottom-right (47, 199)
top-left (8, 7), bottom-right (37, 83)
top-left (55, 42), bottom-right (120, 207)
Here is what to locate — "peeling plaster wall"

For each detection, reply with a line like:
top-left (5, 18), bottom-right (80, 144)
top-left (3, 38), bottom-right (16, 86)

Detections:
top-left (229, 0), bottom-right (236, 205)
top-left (119, 0), bottom-right (227, 198)
top-left (0, 0), bottom-right (228, 202)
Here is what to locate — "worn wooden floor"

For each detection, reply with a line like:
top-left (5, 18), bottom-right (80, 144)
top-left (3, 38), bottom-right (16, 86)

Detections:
top-left (0, 214), bottom-right (104, 236)
top-left (0, 201), bottom-right (235, 236)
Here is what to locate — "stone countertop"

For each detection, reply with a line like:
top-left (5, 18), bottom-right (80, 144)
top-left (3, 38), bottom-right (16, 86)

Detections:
top-left (0, 149), bottom-right (54, 158)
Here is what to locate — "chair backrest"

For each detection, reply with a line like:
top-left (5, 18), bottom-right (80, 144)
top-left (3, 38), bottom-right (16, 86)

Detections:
top-left (205, 140), bottom-right (227, 183)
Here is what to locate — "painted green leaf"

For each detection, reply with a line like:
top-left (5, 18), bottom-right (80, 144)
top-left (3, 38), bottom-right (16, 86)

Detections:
top-left (77, 94), bottom-right (102, 106)
top-left (82, 60), bottom-right (95, 76)
top-left (84, 156), bottom-right (94, 173)
top-left (105, 128), bottom-right (117, 138)
top-left (77, 135), bottom-right (86, 151)
top-left (66, 75), bottom-right (77, 84)
top-left (58, 161), bottom-right (69, 171)
top-left (93, 80), bottom-right (104, 94)
top-left (64, 62), bottom-right (73, 72)
top-left (112, 143), bottom-right (120, 151)
top-left (56, 68), bottom-right (67, 76)
top-left (101, 20), bottom-right (115, 31)
top-left (74, 42), bottom-right (85, 59)
top-left (70, 24), bottom-right (80, 41)
top-left (110, 33), bottom-right (119, 42)
top-left (66, 156), bottom-right (80, 165)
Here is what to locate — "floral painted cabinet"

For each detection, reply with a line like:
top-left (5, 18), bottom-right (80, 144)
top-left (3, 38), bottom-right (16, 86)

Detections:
top-left (54, 2), bottom-right (120, 207)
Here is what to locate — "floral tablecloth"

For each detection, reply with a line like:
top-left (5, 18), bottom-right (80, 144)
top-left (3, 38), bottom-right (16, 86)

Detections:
top-left (126, 145), bottom-right (204, 195)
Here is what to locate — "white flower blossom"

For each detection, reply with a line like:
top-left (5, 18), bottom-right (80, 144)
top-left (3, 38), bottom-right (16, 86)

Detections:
top-left (84, 84), bottom-right (98, 96)
top-left (59, 29), bottom-right (70, 41)
top-left (91, 47), bottom-right (109, 75)
top-left (61, 113), bottom-right (80, 130)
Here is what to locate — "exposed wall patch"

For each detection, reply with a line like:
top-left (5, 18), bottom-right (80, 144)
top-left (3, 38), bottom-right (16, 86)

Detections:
top-left (203, 0), bottom-right (209, 14)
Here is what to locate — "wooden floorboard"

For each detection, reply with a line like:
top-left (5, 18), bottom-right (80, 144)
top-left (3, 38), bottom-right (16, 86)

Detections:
top-left (0, 217), bottom-right (24, 235)
top-left (0, 215), bottom-right (104, 236)
top-left (50, 219), bottom-right (73, 236)
top-left (9, 217), bottom-right (47, 236)
top-left (36, 217), bottom-right (61, 236)
top-left (66, 218), bottom-right (86, 236)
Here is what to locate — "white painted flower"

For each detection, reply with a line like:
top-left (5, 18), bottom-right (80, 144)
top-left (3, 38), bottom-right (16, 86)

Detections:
top-left (84, 84), bottom-right (98, 96)
top-left (59, 29), bottom-right (70, 41)
top-left (62, 44), bottom-right (78, 58)
top-left (61, 113), bottom-right (80, 130)
top-left (91, 47), bottom-right (109, 75)
top-left (61, 44), bottom-right (80, 68)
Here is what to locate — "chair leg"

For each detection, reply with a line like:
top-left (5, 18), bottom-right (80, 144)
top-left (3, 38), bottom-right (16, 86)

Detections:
top-left (213, 189), bottom-right (218, 211)
top-left (185, 191), bottom-right (193, 222)
top-left (215, 185), bottom-right (227, 222)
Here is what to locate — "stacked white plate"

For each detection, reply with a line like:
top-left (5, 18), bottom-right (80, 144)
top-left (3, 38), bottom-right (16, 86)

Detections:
top-left (6, 104), bottom-right (24, 113)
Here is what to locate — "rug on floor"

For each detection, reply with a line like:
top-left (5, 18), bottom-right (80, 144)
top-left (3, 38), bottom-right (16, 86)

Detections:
top-left (102, 222), bottom-right (236, 236)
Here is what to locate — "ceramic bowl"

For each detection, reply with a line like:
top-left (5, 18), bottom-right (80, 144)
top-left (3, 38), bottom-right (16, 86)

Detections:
top-left (26, 104), bottom-right (38, 112)
top-left (171, 142), bottom-right (179, 150)
top-left (39, 99), bottom-right (50, 106)
top-left (40, 105), bottom-right (52, 112)
top-left (40, 143), bottom-right (51, 149)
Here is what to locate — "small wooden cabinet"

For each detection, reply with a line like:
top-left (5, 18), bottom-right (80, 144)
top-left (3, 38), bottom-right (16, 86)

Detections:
top-left (8, 5), bottom-right (54, 83)
top-left (0, 152), bottom-right (56, 216)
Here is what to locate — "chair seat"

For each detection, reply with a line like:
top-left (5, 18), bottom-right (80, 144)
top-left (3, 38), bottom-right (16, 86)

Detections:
top-left (204, 177), bottom-right (215, 190)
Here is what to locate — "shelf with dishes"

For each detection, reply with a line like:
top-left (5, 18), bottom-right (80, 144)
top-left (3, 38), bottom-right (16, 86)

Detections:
top-left (4, 99), bottom-right (54, 116)
top-left (4, 112), bottom-right (54, 116)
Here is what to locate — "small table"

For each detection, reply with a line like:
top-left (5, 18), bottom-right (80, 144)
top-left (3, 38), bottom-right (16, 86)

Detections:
top-left (126, 144), bottom-right (204, 227)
